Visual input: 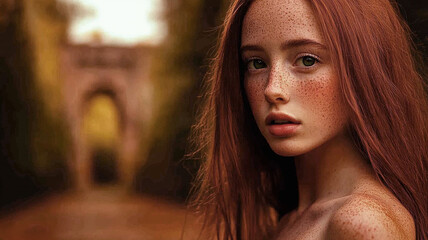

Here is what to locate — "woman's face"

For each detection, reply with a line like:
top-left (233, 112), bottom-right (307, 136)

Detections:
top-left (241, 0), bottom-right (350, 156)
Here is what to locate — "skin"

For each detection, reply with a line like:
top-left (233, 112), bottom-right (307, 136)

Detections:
top-left (241, 0), bottom-right (415, 239)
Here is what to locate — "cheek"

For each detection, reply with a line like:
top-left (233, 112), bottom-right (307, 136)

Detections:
top-left (244, 79), bottom-right (265, 113)
top-left (297, 75), bottom-right (348, 131)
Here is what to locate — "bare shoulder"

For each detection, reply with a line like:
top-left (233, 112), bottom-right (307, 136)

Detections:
top-left (325, 191), bottom-right (415, 240)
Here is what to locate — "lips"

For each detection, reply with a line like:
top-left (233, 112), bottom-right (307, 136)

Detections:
top-left (265, 112), bottom-right (300, 125)
top-left (265, 112), bottom-right (301, 137)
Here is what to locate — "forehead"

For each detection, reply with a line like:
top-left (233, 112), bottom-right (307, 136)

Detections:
top-left (241, 0), bottom-right (323, 46)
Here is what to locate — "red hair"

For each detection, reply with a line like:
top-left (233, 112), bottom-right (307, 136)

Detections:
top-left (191, 0), bottom-right (428, 239)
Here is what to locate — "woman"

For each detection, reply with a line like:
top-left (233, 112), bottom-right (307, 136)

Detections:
top-left (191, 0), bottom-right (428, 239)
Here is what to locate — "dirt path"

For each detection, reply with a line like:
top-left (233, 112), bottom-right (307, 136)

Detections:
top-left (0, 186), bottom-right (200, 240)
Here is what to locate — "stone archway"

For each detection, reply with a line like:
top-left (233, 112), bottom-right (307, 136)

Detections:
top-left (61, 43), bottom-right (153, 191)
top-left (80, 85), bottom-right (124, 188)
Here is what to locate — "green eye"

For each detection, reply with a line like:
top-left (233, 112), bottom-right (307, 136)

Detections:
top-left (300, 56), bottom-right (317, 67)
top-left (248, 59), bottom-right (267, 70)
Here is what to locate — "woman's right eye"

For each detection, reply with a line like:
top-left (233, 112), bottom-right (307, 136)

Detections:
top-left (247, 59), bottom-right (267, 70)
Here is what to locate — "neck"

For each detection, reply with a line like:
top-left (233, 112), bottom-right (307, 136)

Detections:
top-left (293, 131), bottom-right (374, 212)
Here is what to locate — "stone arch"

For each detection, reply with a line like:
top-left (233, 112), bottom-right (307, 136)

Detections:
top-left (61, 44), bottom-right (153, 191)
top-left (81, 82), bottom-right (126, 131)
top-left (80, 84), bottom-right (124, 187)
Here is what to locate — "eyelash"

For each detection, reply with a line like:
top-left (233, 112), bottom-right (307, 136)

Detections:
top-left (295, 53), bottom-right (321, 68)
top-left (243, 53), bottom-right (321, 72)
top-left (245, 58), bottom-right (267, 71)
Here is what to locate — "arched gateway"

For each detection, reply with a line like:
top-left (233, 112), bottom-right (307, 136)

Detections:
top-left (61, 43), bottom-right (153, 190)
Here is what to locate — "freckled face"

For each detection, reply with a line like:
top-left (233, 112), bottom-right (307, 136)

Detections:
top-left (241, 0), bottom-right (350, 156)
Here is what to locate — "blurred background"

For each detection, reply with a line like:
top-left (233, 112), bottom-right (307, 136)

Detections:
top-left (0, 0), bottom-right (426, 239)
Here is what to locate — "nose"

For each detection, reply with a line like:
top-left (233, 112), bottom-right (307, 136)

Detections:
top-left (264, 67), bottom-right (290, 104)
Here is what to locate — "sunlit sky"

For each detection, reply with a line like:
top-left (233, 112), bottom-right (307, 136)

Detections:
top-left (62, 0), bottom-right (166, 45)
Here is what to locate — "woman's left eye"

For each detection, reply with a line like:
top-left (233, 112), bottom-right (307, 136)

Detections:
top-left (296, 55), bottom-right (319, 67)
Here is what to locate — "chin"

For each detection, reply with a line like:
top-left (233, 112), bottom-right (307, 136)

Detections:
top-left (267, 138), bottom-right (310, 157)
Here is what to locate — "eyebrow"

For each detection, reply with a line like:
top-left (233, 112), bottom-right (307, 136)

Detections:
top-left (240, 38), bottom-right (327, 53)
top-left (281, 39), bottom-right (327, 50)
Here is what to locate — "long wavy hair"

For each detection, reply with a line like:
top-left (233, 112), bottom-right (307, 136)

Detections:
top-left (191, 0), bottom-right (428, 239)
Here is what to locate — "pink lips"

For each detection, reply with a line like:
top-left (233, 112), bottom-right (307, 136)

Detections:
top-left (265, 112), bottom-right (301, 137)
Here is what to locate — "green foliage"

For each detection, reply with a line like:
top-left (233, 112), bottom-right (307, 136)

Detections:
top-left (0, 0), bottom-right (42, 206)
top-left (135, 0), bottom-right (230, 201)
top-left (32, 102), bottom-right (70, 189)
top-left (0, 0), bottom-right (70, 208)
